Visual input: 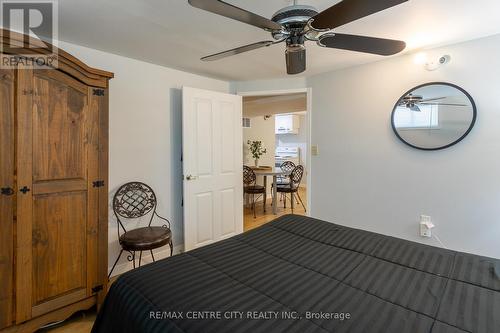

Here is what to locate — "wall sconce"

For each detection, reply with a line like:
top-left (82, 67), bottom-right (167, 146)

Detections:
top-left (264, 115), bottom-right (272, 120)
top-left (414, 53), bottom-right (451, 71)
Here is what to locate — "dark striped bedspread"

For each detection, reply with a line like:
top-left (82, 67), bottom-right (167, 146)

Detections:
top-left (92, 215), bottom-right (500, 333)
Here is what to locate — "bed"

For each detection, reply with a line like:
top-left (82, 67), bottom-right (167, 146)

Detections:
top-left (92, 215), bottom-right (500, 333)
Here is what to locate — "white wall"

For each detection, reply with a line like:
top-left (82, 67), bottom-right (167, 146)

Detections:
top-left (59, 41), bottom-right (229, 276)
top-left (243, 116), bottom-right (276, 196)
top-left (308, 34), bottom-right (500, 259)
top-left (243, 116), bottom-right (275, 168)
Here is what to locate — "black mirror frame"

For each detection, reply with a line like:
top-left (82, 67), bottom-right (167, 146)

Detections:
top-left (391, 82), bottom-right (477, 151)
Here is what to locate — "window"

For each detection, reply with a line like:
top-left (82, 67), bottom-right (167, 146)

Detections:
top-left (394, 104), bottom-right (439, 129)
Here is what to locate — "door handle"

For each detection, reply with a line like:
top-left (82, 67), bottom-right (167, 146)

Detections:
top-left (1, 187), bottom-right (14, 196)
top-left (186, 175), bottom-right (198, 181)
top-left (19, 186), bottom-right (30, 194)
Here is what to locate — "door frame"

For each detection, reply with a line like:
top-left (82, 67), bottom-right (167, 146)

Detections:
top-left (237, 88), bottom-right (313, 216)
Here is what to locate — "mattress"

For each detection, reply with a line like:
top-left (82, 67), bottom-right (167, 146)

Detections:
top-left (92, 215), bottom-right (500, 333)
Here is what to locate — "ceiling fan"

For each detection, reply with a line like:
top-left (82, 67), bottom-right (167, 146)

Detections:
top-left (188, 0), bottom-right (409, 75)
top-left (399, 94), bottom-right (469, 112)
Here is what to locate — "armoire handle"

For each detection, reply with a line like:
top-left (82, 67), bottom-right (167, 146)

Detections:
top-left (1, 187), bottom-right (14, 196)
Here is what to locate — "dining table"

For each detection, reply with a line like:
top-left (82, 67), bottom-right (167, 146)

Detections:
top-left (253, 167), bottom-right (291, 215)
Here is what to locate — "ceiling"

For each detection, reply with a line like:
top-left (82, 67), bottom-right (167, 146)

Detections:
top-left (54, 0), bottom-right (500, 81)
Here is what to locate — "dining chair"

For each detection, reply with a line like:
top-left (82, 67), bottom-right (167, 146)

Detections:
top-left (243, 165), bottom-right (266, 218)
top-left (275, 161), bottom-right (295, 202)
top-left (276, 165), bottom-right (306, 214)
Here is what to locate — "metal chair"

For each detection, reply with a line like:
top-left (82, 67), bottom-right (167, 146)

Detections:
top-left (243, 165), bottom-right (266, 218)
top-left (275, 161), bottom-right (296, 202)
top-left (276, 165), bottom-right (306, 214)
top-left (108, 182), bottom-right (173, 278)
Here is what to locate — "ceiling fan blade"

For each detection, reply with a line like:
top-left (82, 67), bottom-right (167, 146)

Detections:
top-left (420, 103), bottom-right (469, 107)
top-left (310, 0), bottom-right (408, 30)
top-left (420, 97), bottom-right (446, 102)
top-left (201, 41), bottom-right (275, 61)
top-left (188, 0), bottom-right (282, 31)
top-left (286, 48), bottom-right (306, 75)
top-left (319, 33), bottom-right (406, 56)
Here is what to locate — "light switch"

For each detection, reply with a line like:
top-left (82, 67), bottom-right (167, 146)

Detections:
top-left (311, 145), bottom-right (319, 156)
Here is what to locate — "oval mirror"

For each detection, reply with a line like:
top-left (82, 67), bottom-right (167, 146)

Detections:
top-left (391, 83), bottom-right (476, 150)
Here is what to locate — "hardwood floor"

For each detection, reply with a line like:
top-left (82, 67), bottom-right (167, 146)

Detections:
top-left (244, 187), bottom-right (307, 232)
top-left (36, 308), bottom-right (96, 333)
top-left (35, 275), bottom-right (120, 333)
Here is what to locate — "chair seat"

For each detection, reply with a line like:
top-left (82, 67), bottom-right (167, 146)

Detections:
top-left (276, 185), bottom-right (299, 193)
top-left (244, 185), bottom-right (265, 194)
top-left (120, 226), bottom-right (171, 251)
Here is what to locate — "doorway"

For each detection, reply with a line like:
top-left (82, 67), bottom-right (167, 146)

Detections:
top-left (239, 88), bottom-right (312, 231)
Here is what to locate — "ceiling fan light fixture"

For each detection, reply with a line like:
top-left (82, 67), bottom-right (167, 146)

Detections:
top-left (286, 44), bottom-right (306, 53)
top-left (285, 47), bottom-right (306, 75)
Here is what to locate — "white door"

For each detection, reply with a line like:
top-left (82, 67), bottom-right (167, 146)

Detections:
top-left (182, 87), bottom-right (243, 251)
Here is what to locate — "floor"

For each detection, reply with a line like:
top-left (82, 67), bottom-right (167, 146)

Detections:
top-left (37, 308), bottom-right (96, 333)
top-left (37, 188), bottom-right (307, 333)
top-left (36, 276), bottom-right (120, 333)
top-left (244, 187), bottom-right (307, 232)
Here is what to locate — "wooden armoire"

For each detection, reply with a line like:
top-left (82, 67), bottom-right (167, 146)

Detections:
top-left (0, 29), bottom-right (113, 332)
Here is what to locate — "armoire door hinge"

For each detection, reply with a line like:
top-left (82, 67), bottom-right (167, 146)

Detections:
top-left (93, 180), bottom-right (105, 188)
top-left (93, 89), bottom-right (105, 96)
top-left (92, 285), bottom-right (104, 293)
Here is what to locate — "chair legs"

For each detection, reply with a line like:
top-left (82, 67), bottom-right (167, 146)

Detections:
top-left (263, 193), bottom-right (266, 213)
top-left (246, 191), bottom-right (265, 218)
top-left (108, 245), bottom-right (172, 280)
top-left (280, 191), bottom-right (306, 214)
top-left (108, 249), bottom-right (123, 279)
top-left (296, 191), bottom-right (306, 212)
top-left (252, 194), bottom-right (256, 218)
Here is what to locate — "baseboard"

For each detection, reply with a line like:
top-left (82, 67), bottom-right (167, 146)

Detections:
top-left (109, 244), bottom-right (184, 278)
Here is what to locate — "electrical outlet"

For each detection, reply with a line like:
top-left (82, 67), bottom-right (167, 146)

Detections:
top-left (311, 145), bottom-right (319, 156)
top-left (420, 215), bottom-right (434, 238)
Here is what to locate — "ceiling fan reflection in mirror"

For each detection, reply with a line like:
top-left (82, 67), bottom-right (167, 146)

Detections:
top-left (399, 94), bottom-right (469, 112)
top-left (188, 0), bottom-right (408, 74)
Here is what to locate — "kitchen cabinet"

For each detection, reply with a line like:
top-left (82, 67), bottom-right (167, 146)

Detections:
top-left (275, 115), bottom-right (300, 134)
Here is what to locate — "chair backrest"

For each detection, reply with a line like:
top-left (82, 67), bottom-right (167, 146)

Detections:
top-left (280, 161), bottom-right (296, 172)
top-left (243, 165), bottom-right (256, 186)
top-left (113, 182), bottom-right (158, 234)
top-left (289, 165), bottom-right (304, 188)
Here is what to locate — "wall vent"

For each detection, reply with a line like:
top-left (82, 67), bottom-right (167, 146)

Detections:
top-left (242, 117), bottom-right (251, 128)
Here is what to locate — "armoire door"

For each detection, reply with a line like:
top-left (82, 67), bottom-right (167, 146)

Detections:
top-left (0, 68), bottom-right (15, 329)
top-left (16, 66), bottom-right (100, 321)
